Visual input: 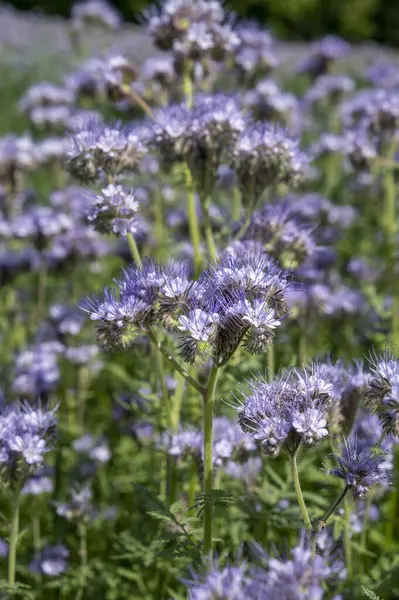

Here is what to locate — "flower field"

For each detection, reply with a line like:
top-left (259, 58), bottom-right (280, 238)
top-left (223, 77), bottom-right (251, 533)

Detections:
top-left (1, 1), bottom-right (399, 598)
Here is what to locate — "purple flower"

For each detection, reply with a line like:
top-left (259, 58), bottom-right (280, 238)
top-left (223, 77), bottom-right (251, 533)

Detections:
top-left (0, 402), bottom-right (58, 488)
top-left (66, 120), bottom-right (146, 182)
top-left (29, 544), bottom-right (69, 577)
top-left (71, 0), bottom-right (121, 30)
top-left (366, 350), bottom-right (399, 435)
top-left (329, 437), bottom-right (389, 500)
top-left (55, 485), bottom-right (96, 523)
top-left (298, 35), bottom-right (351, 79)
top-left (185, 94), bottom-right (246, 197)
top-left (187, 562), bottom-right (249, 600)
top-left (235, 364), bottom-right (333, 456)
top-left (251, 534), bottom-right (331, 598)
top-left (232, 122), bottom-right (309, 206)
top-left (305, 75), bottom-right (354, 107)
top-left (86, 184), bottom-right (140, 236)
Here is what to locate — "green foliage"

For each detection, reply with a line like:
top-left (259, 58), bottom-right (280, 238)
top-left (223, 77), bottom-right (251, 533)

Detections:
top-left (361, 586), bottom-right (383, 600)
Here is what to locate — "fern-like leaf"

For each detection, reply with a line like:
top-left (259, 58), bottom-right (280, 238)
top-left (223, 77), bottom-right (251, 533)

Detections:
top-left (361, 585), bottom-right (383, 600)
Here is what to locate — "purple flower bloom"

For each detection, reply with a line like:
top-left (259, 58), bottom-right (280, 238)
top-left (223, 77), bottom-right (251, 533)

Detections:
top-left (71, 0), bottom-right (121, 30)
top-left (232, 122), bottom-right (309, 206)
top-left (55, 485), bottom-right (96, 523)
top-left (298, 35), bottom-right (350, 79)
top-left (235, 364), bottom-right (333, 456)
top-left (29, 543), bottom-right (69, 577)
top-left (329, 437), bottom-right (389, 500)
top-left (13, 342), bottom-right (63, 398)
top-left (0, 402), bottom-right (57, 488)
top-left (66, 120), bottom-right (147, 182)
top-left (187, 562), bottom-right (249, 600)
top-left (86, 184), bottom-right (140, 236)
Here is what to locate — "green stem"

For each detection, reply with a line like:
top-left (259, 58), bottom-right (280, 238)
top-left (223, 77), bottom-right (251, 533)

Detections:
top-left (267, 342), bottom-right (275, 381)
top-left (318, 485), bottom-right (349, 527)
top-left (233, 210), bottom-right (252, 242)
top-left (232, 188), bottom-right (241, 222)
top-left (299, 328), bottom-right (308, 366)
top-left (8, 492), bottom-right (20, 588)
top-left (170, 373), bottom-right (185, 433)
top-left (37, 258), bottom-right (48, 321)
top-left (203, 365), bottom-right (220, 566)
top-left (78, 523), bottom-right (87, 597)
top-left (146, 329), bottom-right (205, 394)
top-left (202, 197), bottom-right (218, 263)
top-left (126, 232), bottom-right (142, 268)
top-left (32, 515), bottom-right (41, 552)
top-left (183, 67), bottom-right (193, 108)
top-left (188, 460), bottom-right (197, 509)
top-left (154, 185), bottom-right (165, 254)
top-left (289, 447), bottom-right (312, 530)
top-left (120, 84), bottom-right (153, 119)
top-left (343, 496), bottom-right (353, 579)
top-left (185, 167), bottom-right (202, 278)
top-left (383, 139), bottom-right (398, 347)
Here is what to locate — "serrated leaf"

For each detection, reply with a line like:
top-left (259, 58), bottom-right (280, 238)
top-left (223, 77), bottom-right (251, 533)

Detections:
top-left (361, 585), bottom-right (383, 600)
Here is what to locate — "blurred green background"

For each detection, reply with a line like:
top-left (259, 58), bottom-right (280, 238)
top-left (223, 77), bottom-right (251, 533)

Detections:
top-left (6, 0), bottom-right (399, 46)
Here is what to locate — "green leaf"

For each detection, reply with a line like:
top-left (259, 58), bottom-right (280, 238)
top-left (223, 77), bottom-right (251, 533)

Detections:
top-left (361, 585), bottom-right (383, 600)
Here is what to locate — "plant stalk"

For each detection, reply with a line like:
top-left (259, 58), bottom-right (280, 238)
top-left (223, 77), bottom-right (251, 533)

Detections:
top-left (202, 365), bottom-right (220, 566)
top-left (8, 492), bottom-right (20, 588)
top-left (126, 231), bottom-right (142, 268)
top-left (289, 447), bottom-right (312, 530)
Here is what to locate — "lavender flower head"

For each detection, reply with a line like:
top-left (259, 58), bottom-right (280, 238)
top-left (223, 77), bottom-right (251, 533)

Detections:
top-left (329, 437), bottom-right (389, 500)
top-left (29, 544), bottom-right (69, 577)
top-left (145, 0), bottom-right (225, 52)
top-left (187, 562), bottom-right (250, 600)
top-left (71, 0), bottom-right (121, 30)
top-left (232, 123), bottom-right (309, 207)
top-left (298, 35), bottom-right (351, 79)
top-left (66, 120), bottom-right (147, 182)
top-left (85, 250), bottom-right (289, 363)
top-left (185, 95), bottom-right (246, 197)
top-left (55, 485), bottom-right (96, 523)
top-left (86, 184), bottom-right (140, 236)
top-left (250, 534), bottom-right (331, 598)
top-left (305, 74), bottom-right (354, 107)
top-left (366, 350), bottom-right (399, 435)
top-left (13, 341), bottom-right (64, 398)
top-left (149, 103), bottom-right (191, 168)
top-left (0, 402), bottom-right (57, 489)
top-left (233, 23), bottom-right (278, 83)
top-left (235, 364), bottom-right (334, 457)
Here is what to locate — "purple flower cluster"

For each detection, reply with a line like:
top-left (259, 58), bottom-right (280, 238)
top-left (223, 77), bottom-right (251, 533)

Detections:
top-left (187, 535), bottom-right (331, 599)
top-left (85, 249), bottom-right (289, 363)
top-left (232, 123), bottom-right (309, 206)
top-left (329, 437), bottom-right (389, 500)
top-left (366, 350), bottom-right (399, 435)
top-left (0, 402), bottom-right (57, 489)
top-left (235, 364), bottom-right (335, 457)
top-left (86, 184), bottom-right (140, 236)
top-left (66, 120), bottom-right (147, 182)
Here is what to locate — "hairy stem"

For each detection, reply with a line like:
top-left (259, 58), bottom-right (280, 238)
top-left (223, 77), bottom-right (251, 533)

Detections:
top-left (126, 231), bottom-right (143, 268)
top-left (185, 167), bottom-right (202, 278)
top-left (203, 365), bottom-right (220, 566)
top-left (146, 329), bottom-right (205, 394)
top-left (8, 492), bottom-right (20, 588)
top-left (318, 485), bottom-right (349, 528)
top-left (343, 496), bottom-right (353, 579)
top-left (202, 197), bottom-right (218, 263)
top-left (289, 447), bottom-right (312, 530)
top-left (120, 84), bottom-right (153, 119)
top-left (383, 139), bottom-right (398, 347)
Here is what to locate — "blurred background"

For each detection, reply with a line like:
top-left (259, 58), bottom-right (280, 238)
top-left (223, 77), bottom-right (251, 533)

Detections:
top-left (6, 0), bottom-right (399, 46)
